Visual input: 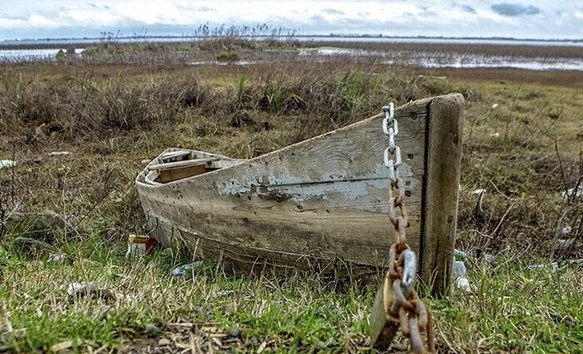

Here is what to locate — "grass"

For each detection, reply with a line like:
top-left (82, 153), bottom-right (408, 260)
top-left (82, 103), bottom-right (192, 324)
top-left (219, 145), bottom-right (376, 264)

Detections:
top-left (2, 245), bottom-right (582, 353)
top-left (0, 40), bottom-right (582, 352)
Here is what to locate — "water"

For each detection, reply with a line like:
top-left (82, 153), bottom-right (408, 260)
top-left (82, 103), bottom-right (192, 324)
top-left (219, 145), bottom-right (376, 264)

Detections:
top-left (2, 36), bottom-right (583, 71)
top-left (298, 47), bottom-right (583, 71)
top-left (0, 48), bottom-right (84, 61)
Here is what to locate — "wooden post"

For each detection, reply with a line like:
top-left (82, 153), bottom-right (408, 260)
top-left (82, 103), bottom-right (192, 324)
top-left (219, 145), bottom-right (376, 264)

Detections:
top-left (420, 93), bottom-right (464, 296)
top-left (369, 94), bottom-right (464, 348)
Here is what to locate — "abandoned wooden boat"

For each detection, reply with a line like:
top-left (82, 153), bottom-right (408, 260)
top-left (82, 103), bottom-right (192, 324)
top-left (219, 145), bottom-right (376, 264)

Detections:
top-left (136, 94), bottom-right (464, 278)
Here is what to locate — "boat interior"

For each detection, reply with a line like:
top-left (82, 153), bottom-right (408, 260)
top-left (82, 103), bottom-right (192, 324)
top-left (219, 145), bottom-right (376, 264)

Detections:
top-left (141, 149), bottom-right (242, 185)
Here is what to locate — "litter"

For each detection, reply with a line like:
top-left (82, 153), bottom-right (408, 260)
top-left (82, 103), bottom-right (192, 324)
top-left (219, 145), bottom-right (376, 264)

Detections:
top-left (0, 160), bottom-right (16, 169)
top-left (67, 282), bottom-right (131, 301)
top-left (563, 184), bottom-right (582, 200)
top-left (47, 252), bottom-right (68, 263)
top-left (527, 262), bottom-right (559, 272)
top-left (48, 151), bottom-right (70, 156)
top-left (472, 188), bottom-right (486, 195)
top-left (125, 234), bottom-right (154, 258)
top-left (454, 249), bottom-right (469, 259)
top-left (453, 260), bottom-right (471, 292)
top-left (171, 261), bottom-right (204, 279)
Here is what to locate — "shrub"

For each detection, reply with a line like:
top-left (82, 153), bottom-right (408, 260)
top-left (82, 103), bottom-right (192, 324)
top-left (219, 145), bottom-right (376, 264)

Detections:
top-left (216, 51), bottom-right (241, 62)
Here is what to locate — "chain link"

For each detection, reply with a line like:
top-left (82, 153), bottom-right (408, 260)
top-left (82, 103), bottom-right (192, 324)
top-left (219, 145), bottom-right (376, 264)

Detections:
top-left (382, 103), bottom-right (402, 186)
top-left (382, 102), bottom-right (435, 353)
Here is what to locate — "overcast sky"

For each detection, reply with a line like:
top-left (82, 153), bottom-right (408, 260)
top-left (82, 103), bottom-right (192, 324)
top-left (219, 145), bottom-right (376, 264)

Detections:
top-left (1, 0), bottom-right (582, 41)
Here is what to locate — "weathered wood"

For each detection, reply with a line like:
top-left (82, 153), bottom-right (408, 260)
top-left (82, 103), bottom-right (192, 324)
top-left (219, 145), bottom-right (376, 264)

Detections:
top-left (147, 157), bottom-right (219, 171)
top-left (421, 93), bottom-right (464, 296)
top-left (135, 94), bottom-right (464, 283)
top-left (155, 165), bottom-right (208, 183)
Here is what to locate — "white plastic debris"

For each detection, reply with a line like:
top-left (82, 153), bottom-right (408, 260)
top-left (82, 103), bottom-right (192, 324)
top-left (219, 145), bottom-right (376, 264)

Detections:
top-left (527, 262), bottom-right (559, 272)
top-left (67, 282), bottom-right (132, 301)
top-left (0, 160), bottom-right (16, 169)
top-left (47, 252), bottom-right (68, 263)
top-left (453, 260), bottom-right (467, 278)
top-left (67, 282), bottom-right (85, 296)
top-left (456, 277), bottom-right (471, 292)
top-left (472, 188), bottom-right (487, 195)
top-left (488, 132), bottom-right (500, 138)
top-left (454, 249), bottom-right (469, 259)
top-left (453, 260), bottom-right (471, 292)
top-left (492, 103), bottom-right (499, 109)
top-left (563, 185), bottom-right (582, 200)
top-left (48, 151), bottom-right (70, 156)
top-left (171, 261), bottom-right (204, 279)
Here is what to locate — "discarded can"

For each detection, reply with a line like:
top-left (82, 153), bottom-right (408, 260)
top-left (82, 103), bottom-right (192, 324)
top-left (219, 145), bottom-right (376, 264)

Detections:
top-left (125, 234), bottom-right (154, 258)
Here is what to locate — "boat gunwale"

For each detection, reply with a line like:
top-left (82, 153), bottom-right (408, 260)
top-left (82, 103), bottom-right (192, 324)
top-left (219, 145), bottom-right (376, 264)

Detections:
top-left (135, 110), bottom-right (388, 189)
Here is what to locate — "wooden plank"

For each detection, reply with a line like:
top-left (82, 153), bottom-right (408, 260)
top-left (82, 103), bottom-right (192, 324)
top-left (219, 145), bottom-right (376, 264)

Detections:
top-left (156, 165), bottom-right (208, 183)
top-left (421, 93), bottom-right (464, 296)
top-left (148, 157), bottom-right (219, 171)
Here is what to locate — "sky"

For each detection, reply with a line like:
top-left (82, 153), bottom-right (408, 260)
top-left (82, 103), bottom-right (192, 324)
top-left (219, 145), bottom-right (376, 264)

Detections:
top-left (0, 0), bottom-right (582, 41)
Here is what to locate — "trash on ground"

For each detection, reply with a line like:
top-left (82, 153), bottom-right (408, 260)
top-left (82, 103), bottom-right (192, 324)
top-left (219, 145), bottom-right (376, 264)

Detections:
top-left (67, 282), bottom-right (131, 301)
top-left (171, 261), bottom-right (204, 279)
top-left (454, 249), bottom-right (469, 259)
top-left (527, 262), bottom-right (559, 272)
top-left (0, 160), bottom-right (16, 169)
top-left (48, 151), bottom-right (70, 156)
top-left (453, 260), bottom-right (472, 292)
top-left (472, 188), bottom-right (486, 195)
top-left (125, 234), bottom-right (154, 258)
top-left (563, 184), bottom-right (583, 200)
top-left (47, 252), bottom-right (68, 263)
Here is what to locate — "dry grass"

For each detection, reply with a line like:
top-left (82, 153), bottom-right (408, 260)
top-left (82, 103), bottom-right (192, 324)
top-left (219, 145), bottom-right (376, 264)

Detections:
top-left (0, 42), bottom-right (582, 352)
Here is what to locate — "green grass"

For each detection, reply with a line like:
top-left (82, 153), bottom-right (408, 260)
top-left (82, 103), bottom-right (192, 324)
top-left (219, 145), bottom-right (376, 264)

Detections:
top-left (2, 243), bottom-right (583, 353)
top-left (1, 42), bottom-right (582, 352)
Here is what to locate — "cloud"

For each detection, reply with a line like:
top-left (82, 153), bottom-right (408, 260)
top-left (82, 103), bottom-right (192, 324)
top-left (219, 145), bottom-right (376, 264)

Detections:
top-left (459, 4), bottom-right (476, 14)
top-left (322, 8), bottom-right (344, 15)
top-left (0, 0), bottom-right (580, 41)
top-left (491, 3), bottom-right (540, 17)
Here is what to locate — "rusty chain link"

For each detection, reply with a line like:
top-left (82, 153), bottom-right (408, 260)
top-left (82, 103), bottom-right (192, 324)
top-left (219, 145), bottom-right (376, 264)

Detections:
top-left (382, 103), bottom-right (435, 353)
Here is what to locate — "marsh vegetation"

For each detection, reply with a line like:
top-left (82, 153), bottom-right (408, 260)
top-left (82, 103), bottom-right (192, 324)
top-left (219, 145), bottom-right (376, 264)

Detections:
top-left (0, 39), bottom-right (582, 352)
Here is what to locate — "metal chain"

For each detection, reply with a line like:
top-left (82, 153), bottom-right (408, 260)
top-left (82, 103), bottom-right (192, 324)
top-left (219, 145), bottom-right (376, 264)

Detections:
top-left (382, 103), bottom-right (435, 353)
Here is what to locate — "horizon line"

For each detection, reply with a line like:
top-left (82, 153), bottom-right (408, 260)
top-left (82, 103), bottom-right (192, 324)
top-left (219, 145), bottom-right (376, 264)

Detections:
top-left (3, 33), bottom-right (583, 43)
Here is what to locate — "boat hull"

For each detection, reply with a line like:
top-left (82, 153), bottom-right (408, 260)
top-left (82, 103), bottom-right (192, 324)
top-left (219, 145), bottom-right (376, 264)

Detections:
top-left (136, 94), bottom-right (464, 279)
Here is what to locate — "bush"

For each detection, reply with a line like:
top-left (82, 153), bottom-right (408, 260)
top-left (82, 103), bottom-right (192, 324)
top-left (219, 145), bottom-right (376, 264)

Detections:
top-left (216, 51), bottom-right (241, 62)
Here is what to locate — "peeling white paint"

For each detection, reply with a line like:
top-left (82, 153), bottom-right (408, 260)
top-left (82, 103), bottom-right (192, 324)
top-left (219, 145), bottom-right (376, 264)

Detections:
top-left (216, 162), bottom-right (419, 205)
